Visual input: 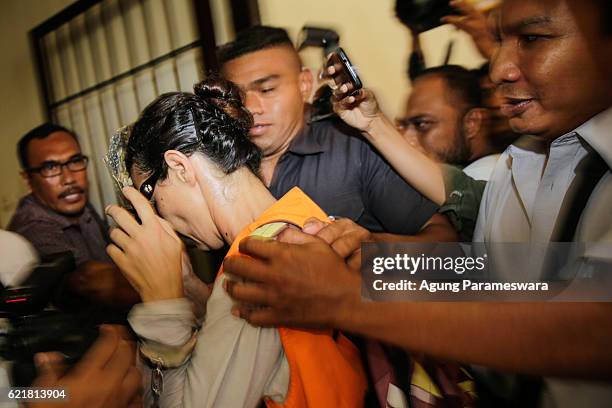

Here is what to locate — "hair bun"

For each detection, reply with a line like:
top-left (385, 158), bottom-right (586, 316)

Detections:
top-left (193, 76), bottom-right (253, 132)
top-left (194, 76), bottom-right (241, 103)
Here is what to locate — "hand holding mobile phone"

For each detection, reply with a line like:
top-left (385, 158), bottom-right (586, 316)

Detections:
top-left (325, 47), bottom-right (363, 97)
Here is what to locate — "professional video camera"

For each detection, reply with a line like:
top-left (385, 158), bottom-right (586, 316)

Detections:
top-left (0, 252), bottom-right (98, 386)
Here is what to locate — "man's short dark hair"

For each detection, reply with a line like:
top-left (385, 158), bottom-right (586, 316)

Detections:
top-left (415, 65), bottom-right (483, 111)
top-left (217, 25), bottom-right (294, 65)
top-left (17, 123), bottom-right (78, 170)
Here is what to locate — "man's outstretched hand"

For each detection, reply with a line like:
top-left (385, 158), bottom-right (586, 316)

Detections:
top-left (223, 230), bottom-right (361, 329)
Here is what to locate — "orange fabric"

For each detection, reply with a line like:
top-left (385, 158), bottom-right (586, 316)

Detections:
top-left (218, 187), bottom-right (366, 407)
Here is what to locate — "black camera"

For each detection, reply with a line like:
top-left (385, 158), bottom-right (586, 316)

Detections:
top-left (396, 0), bottom-right (500, 33)
top-left (0, 252), bottom-right (99, 386)
top-left (395, 0), bottom-right (456, 33)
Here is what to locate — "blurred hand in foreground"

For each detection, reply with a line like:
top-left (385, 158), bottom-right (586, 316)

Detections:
top-left (29, 325), bottom-right (142, 408)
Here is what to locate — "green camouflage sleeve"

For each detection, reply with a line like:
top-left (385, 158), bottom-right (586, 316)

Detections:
top-left (438, 165), bottom-right (487, 242)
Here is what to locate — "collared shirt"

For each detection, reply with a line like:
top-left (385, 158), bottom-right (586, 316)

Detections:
top-left (474, 106), bottom-right (612, 245)
top-left (8, 194), bottom-right (111, 265)
top-left (473, 107), bottom-right (612, 408)
top-left (268, 117), bottom-right (438, 234)
top-left (462, 154), bottom-right (501, 181)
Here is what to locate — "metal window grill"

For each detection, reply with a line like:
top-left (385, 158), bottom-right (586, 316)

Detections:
top-left (29, 0), bottom-right (221, 213)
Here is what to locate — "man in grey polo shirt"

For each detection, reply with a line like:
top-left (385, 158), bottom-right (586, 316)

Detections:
top-left (217, 26), bottom-right (456, 240)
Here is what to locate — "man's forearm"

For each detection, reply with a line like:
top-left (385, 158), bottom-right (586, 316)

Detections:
top-left (115, 272), bottom-right (141, 305)
top-left (372, 213), bottom-right (459, 243)
top-left (106, 264), bottom-right (140, 305)
top-left (365, 115), bottom-right (446, 205)
top-left (71, 261), bottom-right (140, 307)
top-left (335, 301), bottom-right (612, 379)
top-left (224, 234), bottom-right (612, 381)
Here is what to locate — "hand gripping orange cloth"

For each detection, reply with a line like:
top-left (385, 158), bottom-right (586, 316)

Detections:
top-left (219, 187), bottom-right (366, 407)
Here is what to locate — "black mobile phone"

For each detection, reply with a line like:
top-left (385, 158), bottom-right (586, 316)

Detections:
top-left (326, 47), bottom-right (363, 96)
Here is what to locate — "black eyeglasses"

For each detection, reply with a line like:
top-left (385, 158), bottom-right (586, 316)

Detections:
top-left (27, 155), bottom-right (89, 178)
top-left (139, 171), bottom-right (160, 200)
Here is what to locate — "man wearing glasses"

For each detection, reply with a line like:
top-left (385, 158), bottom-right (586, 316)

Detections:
top-left (8, 123), bottom-right (138, 307)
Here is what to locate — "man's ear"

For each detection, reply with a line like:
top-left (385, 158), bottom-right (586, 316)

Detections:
top-left (163, 150), bottom-right (196, 186)
top-left (20, 171), bottom-right (33, 191)
top-left (298, 68), bottom-right (314, 102)
top-left (463, 108), bottom-right (487, 141)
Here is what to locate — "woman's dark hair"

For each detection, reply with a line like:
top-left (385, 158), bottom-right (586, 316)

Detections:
top-left (126, 76), bottom-right (261, 180)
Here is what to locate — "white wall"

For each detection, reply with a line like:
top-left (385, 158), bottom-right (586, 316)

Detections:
top-left (0, 0), bottom-right (75, 227)
top-left (258, 0), bottom-right (486, 118)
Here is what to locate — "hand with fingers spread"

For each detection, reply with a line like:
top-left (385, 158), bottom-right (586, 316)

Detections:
top-left (28, 325), bottom-right (142, 408)
top-left (223, 231), bottom-right (360, 329)
top-left (105, 187), bottom-right (184, 303)
top-left (441, 0), bottom-right (498, 59)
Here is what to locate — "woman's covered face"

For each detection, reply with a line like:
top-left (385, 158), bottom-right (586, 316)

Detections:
top-left (130, 162), bottom-right (225, 251)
